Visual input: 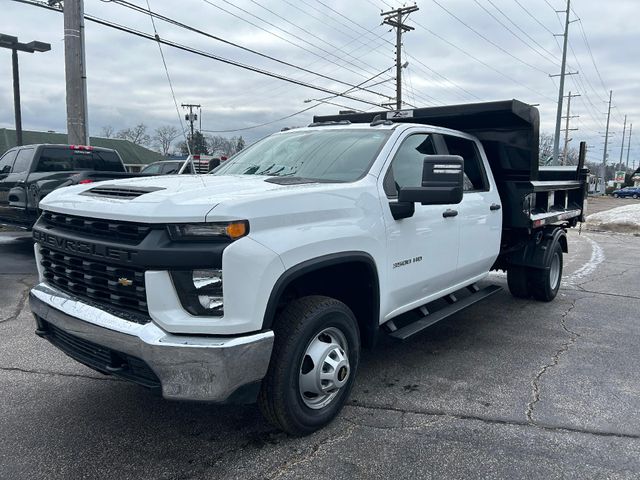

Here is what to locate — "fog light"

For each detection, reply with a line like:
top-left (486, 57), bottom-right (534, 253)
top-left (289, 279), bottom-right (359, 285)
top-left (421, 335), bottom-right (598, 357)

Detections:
top-left (170, 269), bottom-right (224, 316)
top-left (193, 270), bottom-right (223, 311)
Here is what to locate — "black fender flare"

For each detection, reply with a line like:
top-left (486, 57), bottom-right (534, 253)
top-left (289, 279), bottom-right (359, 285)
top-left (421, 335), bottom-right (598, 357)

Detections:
top-left (507, 227), bottom-right (567, 270)
top-left (262, 251), bottom-right (380, 348)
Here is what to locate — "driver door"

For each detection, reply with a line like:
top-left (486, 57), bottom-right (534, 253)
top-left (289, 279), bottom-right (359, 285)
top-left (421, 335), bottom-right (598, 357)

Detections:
top-left (380, 132), bottom-right (461, 319)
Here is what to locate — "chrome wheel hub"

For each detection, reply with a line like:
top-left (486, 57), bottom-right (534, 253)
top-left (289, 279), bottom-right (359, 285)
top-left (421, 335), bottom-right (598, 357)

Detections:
top-left (299, 327), bottom-right (350, 410)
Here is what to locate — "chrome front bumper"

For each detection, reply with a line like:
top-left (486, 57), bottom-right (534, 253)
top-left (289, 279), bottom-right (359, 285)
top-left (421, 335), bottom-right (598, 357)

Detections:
top-left (29, 283), bottom-right (274, 403)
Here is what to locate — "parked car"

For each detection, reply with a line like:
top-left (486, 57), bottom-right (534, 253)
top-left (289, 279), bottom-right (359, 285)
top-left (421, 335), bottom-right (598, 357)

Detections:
top-left (0, 144), bottom-right (143, 229)
top-left (612, 186), bottom-right (640, 199)
top-left (140, 155), bottom-right (226, 175)
top-left (140, 160), bottom-right (189, 175)
top-left (29, 100), bottom-right (587, 436)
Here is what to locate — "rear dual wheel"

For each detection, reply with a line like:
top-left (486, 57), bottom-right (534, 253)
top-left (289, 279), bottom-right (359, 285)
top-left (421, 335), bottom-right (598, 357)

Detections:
top-left (507, 242), bottom-right (563, 302)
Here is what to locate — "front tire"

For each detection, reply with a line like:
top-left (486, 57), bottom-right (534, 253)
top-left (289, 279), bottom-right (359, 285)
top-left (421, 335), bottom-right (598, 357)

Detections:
top-left (633, 194), bottom-right (639, 199)
top-left (613, 193), bottom-right (619, 198)
top-left (530, 242), bottom-right (563, 302)
top-left (258, 296), bottom-right (360, 436)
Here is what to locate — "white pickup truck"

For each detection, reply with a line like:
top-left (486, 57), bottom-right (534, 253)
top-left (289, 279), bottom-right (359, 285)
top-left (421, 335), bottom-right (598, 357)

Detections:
top-left (29, 101), bottom-right (587, 435)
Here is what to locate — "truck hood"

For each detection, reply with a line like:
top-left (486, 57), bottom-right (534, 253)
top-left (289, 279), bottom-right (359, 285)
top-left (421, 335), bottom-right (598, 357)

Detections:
top-left (39, 174), bottom-right (323, 223)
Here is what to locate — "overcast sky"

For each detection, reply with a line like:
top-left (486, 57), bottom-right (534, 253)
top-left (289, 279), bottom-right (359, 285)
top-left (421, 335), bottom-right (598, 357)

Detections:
top-left (1, 0), bottom-right (638, 168)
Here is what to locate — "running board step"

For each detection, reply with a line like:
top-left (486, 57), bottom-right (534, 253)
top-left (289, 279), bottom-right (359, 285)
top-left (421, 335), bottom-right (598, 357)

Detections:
top-left (388, 285), bottom-right (503, 341)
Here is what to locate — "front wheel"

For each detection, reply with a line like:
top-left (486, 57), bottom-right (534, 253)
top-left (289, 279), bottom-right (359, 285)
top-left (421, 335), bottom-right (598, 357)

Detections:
top-left (258, 296), bottom-right (360, 436)
top-left (633, 194), bottom-right (639, 199)
top-left (613, 193), bottom-right (619, 198)
top-left (529, 242), bottom-right (563, 302)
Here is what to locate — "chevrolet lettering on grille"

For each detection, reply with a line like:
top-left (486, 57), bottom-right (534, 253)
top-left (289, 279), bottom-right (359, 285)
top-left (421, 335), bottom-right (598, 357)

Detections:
top-left (33, 230), bottom-right (137, 262)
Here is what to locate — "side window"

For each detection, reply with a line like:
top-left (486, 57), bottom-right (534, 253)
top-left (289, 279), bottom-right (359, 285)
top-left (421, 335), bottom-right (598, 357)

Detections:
top-left (0, 150), bottom-right (18, 174)
top-left (161, 163), bottom-right (180, 174)
top-left (141, 163), bottom-right (163, 174)
top-left (442, 136), bottom-right (488, 192)
top-left (12, 148), bottom-right (34, 174)
top-left (384, 134), bottom-right (436, 197)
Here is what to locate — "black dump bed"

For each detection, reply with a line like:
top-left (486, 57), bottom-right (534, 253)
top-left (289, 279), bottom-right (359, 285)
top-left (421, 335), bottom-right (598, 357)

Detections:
top-left (314, 100), bottom-right (588, 230)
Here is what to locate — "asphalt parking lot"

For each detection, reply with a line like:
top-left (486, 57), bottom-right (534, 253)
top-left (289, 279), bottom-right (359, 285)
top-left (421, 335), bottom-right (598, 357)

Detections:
top-left (1, 201), bottom-right (639, 479)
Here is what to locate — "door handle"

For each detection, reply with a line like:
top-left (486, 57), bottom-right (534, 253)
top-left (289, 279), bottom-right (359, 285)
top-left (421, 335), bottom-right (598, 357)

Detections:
top-left (442, 209), bottom-right (458, 218)
top-left (490, 203), bottom-right (501, 211)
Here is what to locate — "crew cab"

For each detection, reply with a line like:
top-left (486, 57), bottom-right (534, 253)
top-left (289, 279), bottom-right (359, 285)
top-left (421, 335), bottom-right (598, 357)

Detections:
top-left (0, 144), bottom-right (139, 229)
top-left (28, 101), bottom-right (587, 435)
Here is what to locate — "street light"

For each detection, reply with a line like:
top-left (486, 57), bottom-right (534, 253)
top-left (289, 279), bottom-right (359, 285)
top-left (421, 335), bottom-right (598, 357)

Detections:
top-left (0, 33), bottom-right (51, 146)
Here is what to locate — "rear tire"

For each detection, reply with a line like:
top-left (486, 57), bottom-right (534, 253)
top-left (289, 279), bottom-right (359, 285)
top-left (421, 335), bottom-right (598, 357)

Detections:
top-left (530, 242), bottom-right (563, 302)
top-left (633, 194), bottom-right (639, 199)
top-left (258, 296), bottom-right (360, 436)
top-left (507, 266), bottom-right (530, 298)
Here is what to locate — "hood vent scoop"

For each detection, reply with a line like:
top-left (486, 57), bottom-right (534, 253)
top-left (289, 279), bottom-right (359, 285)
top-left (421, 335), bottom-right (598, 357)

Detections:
top-left (81, 185), bottom-right (165, 199)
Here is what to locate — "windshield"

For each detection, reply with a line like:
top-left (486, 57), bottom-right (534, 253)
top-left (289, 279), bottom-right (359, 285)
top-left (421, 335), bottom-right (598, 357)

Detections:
top-left (212, 129), bottom-right (391, 182)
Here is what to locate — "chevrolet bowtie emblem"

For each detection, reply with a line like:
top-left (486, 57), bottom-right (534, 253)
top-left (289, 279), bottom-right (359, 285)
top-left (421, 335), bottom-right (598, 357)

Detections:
top-left (118, 277), bottom-right (133, 287)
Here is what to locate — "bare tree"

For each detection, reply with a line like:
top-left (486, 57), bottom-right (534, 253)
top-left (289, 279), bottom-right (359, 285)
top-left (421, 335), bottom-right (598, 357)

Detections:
top-left (539, 132), bottom-right (554, 165)
top-left (205, 134), bottom-right (246, 156)
top-left (100, 125), bottom-right (115, 138)
top-left (153, 125), bottom-right (180, 156)
top-left (117, 123), bottom-right (151, 146)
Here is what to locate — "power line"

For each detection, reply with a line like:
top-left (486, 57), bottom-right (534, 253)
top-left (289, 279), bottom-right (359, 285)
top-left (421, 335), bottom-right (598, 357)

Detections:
top-left (142, 0), bottom-right (190, 154)
top-left (473, 0), bottom-right (559, 68)
top-left (486, 0), bottom-right (563, 64)
top-left (408, 18), bottom-right (555, 102)
top-left (247, 0), bottom-right (407, 103)
top-left (431, 0), bottom-right (550, 75)
top-left (201, 103), bottom-right (321, 133)
top-left (513, 0), bottom-right (556, 36)
top-left (203, 0), bottom-right (387, 87)
top-left (245, 0), bottom-right (389, 79)
top-left (300, 0), bottom-right (480, 103)
top-left (12, 0), bottom-right (390, 109)
top-left (110, 0), bottom-right (392, 101)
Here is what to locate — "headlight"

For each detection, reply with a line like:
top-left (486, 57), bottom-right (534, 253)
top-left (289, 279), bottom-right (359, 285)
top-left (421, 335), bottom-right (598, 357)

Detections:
top-left (170, 269), bottom-right (223, 316)
top-left (167, 221), bottom-right (249, 241)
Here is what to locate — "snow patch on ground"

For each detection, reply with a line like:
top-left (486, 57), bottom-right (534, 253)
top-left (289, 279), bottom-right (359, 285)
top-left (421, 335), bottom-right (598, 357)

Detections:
top-left (586, 203), bottom-right (640, 233)
top-left (562, 235), bottom-right (604, 287)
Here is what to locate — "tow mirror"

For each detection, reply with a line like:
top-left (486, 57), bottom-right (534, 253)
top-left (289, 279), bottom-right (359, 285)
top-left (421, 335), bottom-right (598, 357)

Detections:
top-left (398, 155), bottom-right (464, 205)
top-left (390, 155), bottom-right (464, 220)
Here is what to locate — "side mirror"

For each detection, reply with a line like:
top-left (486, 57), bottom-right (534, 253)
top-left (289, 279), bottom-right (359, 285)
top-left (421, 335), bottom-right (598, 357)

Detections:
top-left (398, 155), bottom-right (464, 205)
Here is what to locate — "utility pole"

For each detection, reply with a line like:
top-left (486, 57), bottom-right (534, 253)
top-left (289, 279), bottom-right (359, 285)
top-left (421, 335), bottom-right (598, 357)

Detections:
top-left (181, 103), bottom-right (201, 150)
top-left (625, 123), bottom-right (633, 170)
top-left (381, 5), bottom-right (419, 110)
top-left (64, 0), bottom-right (90, 145)
top-left (602, 90), bottom-right (613, 187)
top-left (562, 91), bottom-right (580, 165)
top-left (551, 0), bottom-right (577, 164)
top-left (0, 34), bottom-right (50, 146)
top-left (618, 114), bottom-right (627, 170)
